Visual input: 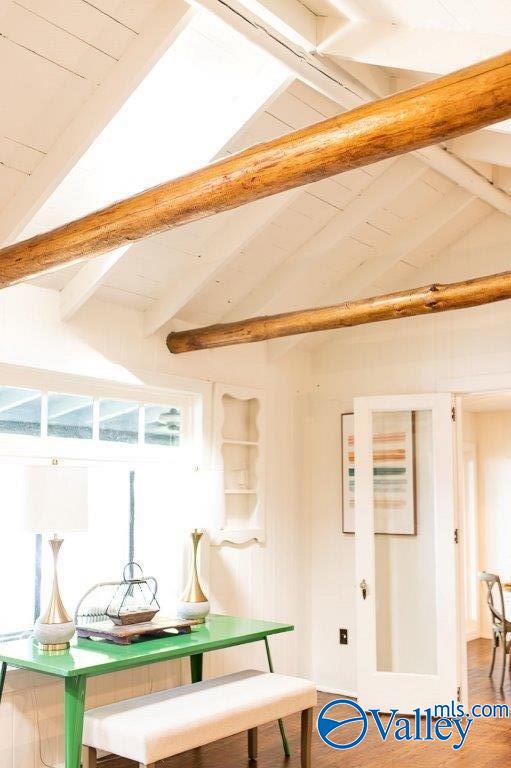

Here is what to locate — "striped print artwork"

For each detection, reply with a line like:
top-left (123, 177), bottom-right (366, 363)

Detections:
top-left (342, 411), bottom-right (415, 534)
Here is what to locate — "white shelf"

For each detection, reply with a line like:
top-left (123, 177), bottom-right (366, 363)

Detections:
top-left (212, 384), bottom-right (266, 546)
top-left (223, 439), bottom-right (258, 447)
top-left (210, 527), bottom-right (265, 546)
top-left (225, 489), bottom-right (257, 494)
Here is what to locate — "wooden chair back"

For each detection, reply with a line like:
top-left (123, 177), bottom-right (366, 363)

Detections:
top-left (479, 571), bottom-right (506, 629)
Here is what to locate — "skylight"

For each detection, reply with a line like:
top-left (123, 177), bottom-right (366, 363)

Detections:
top-left (19, 9), bottom-right (289, 241)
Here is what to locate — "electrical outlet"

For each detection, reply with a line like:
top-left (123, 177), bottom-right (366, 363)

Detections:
top-left (339, 628), bottom-right (348, 645)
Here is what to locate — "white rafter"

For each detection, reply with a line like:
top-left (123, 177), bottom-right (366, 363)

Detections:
top-left (317, 19), bottom-right (510, 76)
top-left (221, 156), bottom-right (425, 323)
top-left (448, 131), bottom-right (511, 169)
top-left (143, 189), bottom-right (301, 336)
top-left (54, 1), bottom-right (194, 320)
top-left (271, 185), bottom-right (474, 357)
top-left (60, 246), bottom-right (133, 320)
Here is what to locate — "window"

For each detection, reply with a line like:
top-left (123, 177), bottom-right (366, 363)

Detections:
top-left (145, 405), bottom-right (181, 447)
top-left (0, 382), bottom-right (193, 640)
top-left (0, 386), bottom-right (41, 436)
top-left (99, 399), bottom-right (138, 444)
top-left (48, 393), bottom-right (93, 439)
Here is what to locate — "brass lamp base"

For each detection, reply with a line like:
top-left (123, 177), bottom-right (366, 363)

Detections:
top-left (177, 530), bottom-right (210, 623)
top-left (40, 642), bottom-right (70, 651)
top-left (34, 536), bottom-right (75, 653)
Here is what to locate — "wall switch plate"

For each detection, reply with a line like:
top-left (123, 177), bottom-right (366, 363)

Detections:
top-left (339, 628), bottom-right (348, 645)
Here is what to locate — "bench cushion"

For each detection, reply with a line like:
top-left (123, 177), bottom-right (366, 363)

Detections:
top-left (83, 669), bottom-right (317, 764)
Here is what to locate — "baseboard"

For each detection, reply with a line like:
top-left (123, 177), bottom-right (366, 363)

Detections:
top-left (316, 684), bottom-right (358, 699)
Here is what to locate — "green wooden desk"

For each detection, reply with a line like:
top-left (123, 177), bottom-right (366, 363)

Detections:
top-left (0, 614), bottom-right (294, 768)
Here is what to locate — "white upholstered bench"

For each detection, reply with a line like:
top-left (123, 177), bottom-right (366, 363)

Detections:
top-left (82, 669), bottom-right (317, 768)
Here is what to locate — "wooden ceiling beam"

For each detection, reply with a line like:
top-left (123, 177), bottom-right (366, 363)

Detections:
top-left (196, 0), bottom-right (511, 217)
top-left (166, 270), bottom-right (511, 353)
top-left (1, 51), bottom-right (511, 287)
top-left (270, 185), bottom-right (475, 358)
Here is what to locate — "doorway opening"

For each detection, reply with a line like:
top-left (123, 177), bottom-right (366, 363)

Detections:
top-left (460, 391), bottom-right (511, 706)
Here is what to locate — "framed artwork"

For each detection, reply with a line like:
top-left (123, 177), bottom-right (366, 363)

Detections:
top-left (341, 411), bottom-right (416, 535)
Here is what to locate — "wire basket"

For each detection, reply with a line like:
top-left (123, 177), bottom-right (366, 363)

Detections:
top-left (75, 562), bottom-right (159, 626)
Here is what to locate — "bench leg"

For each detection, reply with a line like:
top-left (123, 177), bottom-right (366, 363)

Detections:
top-left (263, 637), bottom-right (291, 757)
top-left (301, 708), bottom-right (313, 768)
top-left (83, 747), bottom-right (97, 768)
top-left (248, 727), bottom-right (258, 761)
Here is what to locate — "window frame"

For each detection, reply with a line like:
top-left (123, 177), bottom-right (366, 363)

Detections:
top-left (0, 380), bottom-right (196, 465)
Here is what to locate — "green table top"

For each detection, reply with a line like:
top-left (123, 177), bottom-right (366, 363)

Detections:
top-left (0, 615), bottom-right (293, 678)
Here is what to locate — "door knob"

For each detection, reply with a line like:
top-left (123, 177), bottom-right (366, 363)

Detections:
top-left (360, 579), bottom-right (368, 600)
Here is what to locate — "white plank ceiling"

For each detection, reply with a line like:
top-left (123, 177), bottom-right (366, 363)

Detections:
top-left (0, 0), bottom-right (161, 213)
top-left (2, 0), bottom-right (511, 353)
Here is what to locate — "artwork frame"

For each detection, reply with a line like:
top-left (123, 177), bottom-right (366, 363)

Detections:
top-left (341, 411), bottom-right (416, 536)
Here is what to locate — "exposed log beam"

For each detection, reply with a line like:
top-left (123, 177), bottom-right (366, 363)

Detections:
top-left (61, 73), bottom-right (294, 321)
top-left (2, 51), bottom-right (511, 287)
top-left (271, 186), bottom-right (474, 357)
top-left (318, 19), bottom-right (510, 76)
top-left (196, 0), bottom-right (511, 216)
top-left (166, 270), bottom-right (511, 353)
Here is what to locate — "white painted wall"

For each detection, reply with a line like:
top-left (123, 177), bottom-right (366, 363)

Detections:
top-left (0, 283), bottom-right (312, 767)
top-left (308, 211), bottom-right (511, 694)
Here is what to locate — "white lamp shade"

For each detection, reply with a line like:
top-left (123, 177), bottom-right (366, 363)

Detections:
top-left (24, 464), bottom-right (88, 533)
top-left (188, 468), bottom-right (224, 529)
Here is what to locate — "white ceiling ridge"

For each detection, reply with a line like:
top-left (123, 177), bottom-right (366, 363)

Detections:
top-left (194, 0), bottom-right (511, 218)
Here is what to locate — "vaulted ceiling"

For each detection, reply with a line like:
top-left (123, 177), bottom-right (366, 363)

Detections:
top-left (2, 0), bottom-right (511, 356)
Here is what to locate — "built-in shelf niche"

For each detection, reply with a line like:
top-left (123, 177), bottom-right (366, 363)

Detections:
top-left (211, 384), bottom-right (265, 546)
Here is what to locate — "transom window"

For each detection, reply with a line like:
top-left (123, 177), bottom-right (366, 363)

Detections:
top-left (0, 385), bottom-right (184, 448)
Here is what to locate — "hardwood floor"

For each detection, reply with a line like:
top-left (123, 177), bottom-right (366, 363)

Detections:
top-left (99, 639), bottom-right (511, 768)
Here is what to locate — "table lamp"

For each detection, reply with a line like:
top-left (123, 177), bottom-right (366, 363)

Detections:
top-left (177, 468), bottom-right (223, 622)
top-left (25, 460), bottom-right (88, 651)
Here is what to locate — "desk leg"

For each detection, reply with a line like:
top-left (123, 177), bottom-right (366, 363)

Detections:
top-left (264, 637), bottom-right (291, 758)
top-left (0, 662), bottom-right (6, 704)
top-left (190, 653), bottom-right (203, 683)
top-left (65, 676), bottom-right (87, 768)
